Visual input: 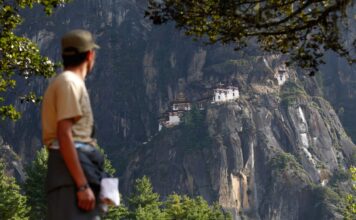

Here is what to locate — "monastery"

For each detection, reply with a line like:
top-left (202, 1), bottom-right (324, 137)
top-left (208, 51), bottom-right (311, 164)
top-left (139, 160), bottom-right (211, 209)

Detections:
top-left (159, 84), bottom-right (239, 131)
top-left (212, 85), bottom-right (239, 103)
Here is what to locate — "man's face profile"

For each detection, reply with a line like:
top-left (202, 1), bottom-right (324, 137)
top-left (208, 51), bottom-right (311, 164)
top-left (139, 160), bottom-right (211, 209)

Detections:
top-left (87, 50), bottom-right (96, 74)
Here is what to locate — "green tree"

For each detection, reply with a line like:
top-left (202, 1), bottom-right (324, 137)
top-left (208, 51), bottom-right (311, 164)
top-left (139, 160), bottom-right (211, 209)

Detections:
top-left (127, 176), bottom-right (166, 219)
top-left (100, 148), bottom-right (129, 220)
top-left (344, 166), bottom-right (356, 220)
top-left (164, 194), bottom-right (231, 220)
top-left (23, 148), bottom-right (48, 220)
top-left (100, 147), bottom-right (116, 177)
top-left (146, 0), bottom-right (355, 74)
top-left (104, 205), bottom-right (129, 220)
top-left (123, 176), bottom-right (231, 220)
top-left (0, 0), bottom-right (70, 120)
top-left (0, 160), bottom-right (29, 220)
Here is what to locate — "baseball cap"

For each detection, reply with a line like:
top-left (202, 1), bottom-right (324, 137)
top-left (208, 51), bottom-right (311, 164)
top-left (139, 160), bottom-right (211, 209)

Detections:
top-left (61, 29), bottom-right (100, 56)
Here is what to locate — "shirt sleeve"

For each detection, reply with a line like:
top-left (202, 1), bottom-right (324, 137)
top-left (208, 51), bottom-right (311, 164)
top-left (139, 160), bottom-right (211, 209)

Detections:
top-left (56, 81), bottom-right (83, 121)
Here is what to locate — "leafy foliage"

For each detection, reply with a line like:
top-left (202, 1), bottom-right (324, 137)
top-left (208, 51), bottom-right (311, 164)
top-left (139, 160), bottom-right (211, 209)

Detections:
top-left (23, 148), bottom-right (48, 220)
top-left (104, 205), bottom-right (129, 220)
top-left (0, 160), bottom-right (29, 220)
top-left (310, 184), bottom-right (346, 218)
top-left (164, 194), bottom-right (231, 220)
top-left (98, 147), bottom-right (116, 177)
top-left (344, 166), bottom-right (356, 220)
top-left (0, 0), bottom-right (70, 120)
top-left (329, 167), bottom-right (351, 187)
top-left (126, 176), bottom-right (166, 219)
top-left (99, 147), bottom-right (130, 220)
top-left (22, 148), bottom-right (229, 219)
top-left (121, 176), bottom-right (231, 220)
top-left (270, 151), bottom-right (301, 172)
top-left (269, 149), bottom-right (311, 185)
top-left (280, 81), bottom-right (307, 106)
top-left (146, 0), bottom-right (355, 74)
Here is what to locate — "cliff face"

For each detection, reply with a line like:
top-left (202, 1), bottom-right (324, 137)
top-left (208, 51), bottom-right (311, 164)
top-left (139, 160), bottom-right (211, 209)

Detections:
top-left (123, 57), bottom-right (354, 219)
top-left (0, 1), bottom-right (355, 219)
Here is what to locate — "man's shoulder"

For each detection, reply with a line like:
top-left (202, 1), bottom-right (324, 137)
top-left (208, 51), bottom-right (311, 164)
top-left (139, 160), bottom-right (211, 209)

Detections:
top-left (58, 71), bottom-right (83, 84)
top-left (51, 71), bottom-right (84, 89)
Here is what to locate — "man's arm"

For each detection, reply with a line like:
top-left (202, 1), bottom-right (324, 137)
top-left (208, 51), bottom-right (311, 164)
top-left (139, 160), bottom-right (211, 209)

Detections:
top-left (57, 119), bottom-right (96, 211)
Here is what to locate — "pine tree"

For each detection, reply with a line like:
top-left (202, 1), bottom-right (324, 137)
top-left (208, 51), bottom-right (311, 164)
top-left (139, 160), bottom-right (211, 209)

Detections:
top-left (344, 166), bottom-right (356, 220)
top-left (0, 160), bottom-right (29, 220)
top-left (100, 148), bottom-right (129, 220)
top-left (127, 176), bottom-right (166, 219)
top-left (164, 194), bottom-right (231, 220)
top-left (104, 205), bottom-right (129, 220)
top-left (23, 148), bottom-right (48, 220)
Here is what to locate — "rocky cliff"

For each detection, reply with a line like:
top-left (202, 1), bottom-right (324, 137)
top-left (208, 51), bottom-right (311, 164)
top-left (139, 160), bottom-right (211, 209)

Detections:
top-left (123, 57), bottom-right (355, 219)
top-left (0, 1), bottom-right (355, 219)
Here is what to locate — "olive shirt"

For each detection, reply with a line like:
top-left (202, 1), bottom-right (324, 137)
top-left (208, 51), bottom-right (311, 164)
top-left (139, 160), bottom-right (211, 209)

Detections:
top-left (41, 70), bottom-right (96, 148)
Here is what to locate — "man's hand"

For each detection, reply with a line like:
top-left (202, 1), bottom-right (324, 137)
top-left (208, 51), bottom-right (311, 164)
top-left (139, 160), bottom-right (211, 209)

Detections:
top-left (57, 119), bottom-right (96, 211)
top-left (77, 187), bottom-right (96, 211)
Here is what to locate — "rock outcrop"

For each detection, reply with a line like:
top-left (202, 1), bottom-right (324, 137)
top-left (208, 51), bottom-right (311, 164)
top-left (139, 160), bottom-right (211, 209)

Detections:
top-left (123, 62), bottom-right (355, 219)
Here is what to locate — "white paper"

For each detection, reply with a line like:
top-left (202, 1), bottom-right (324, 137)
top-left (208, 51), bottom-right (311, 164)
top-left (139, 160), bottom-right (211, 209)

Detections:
top-left (100, 178), bottom-right (120, 206)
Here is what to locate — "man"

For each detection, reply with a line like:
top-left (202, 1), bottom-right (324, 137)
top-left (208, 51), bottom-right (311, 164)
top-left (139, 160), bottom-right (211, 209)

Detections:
top-left (41, 29), bottom-right (101, 220)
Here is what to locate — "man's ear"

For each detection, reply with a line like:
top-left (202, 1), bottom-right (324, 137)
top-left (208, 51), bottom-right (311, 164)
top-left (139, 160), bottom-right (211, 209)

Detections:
top-left (86, 51), bottom-right (95, 61)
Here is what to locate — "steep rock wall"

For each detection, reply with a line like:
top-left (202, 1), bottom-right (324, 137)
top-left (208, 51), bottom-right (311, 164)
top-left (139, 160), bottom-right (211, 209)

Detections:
top-left (123, 85), bottom-right (354, 219)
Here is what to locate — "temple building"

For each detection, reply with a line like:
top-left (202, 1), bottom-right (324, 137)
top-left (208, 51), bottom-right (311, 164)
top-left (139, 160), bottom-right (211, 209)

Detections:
top-left (211, 85), bottom-right (239, 103)
top-left (158, 84), bottom-right (240, 131)
top-left (172, 92), bottom-right (191, 111)
top-left (159, 92), bottom-right (191, 131)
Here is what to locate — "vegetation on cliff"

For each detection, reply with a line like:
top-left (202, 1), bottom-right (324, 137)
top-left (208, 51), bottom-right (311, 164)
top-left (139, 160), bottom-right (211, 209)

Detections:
top-left (180, 106), bottom-right (212, 150)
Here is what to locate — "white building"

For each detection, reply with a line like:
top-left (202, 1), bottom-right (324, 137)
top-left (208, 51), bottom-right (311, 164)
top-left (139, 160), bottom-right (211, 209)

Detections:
top-left (172, 92), bottom-right (191, 111)
top-left (159, 84), bottom-right (240, 131)
top-left (172, 102), bottom-right (191, 111)
top-left (159, 92), bottom-right (191, 131)
top-left (158, 111), bottom-right (183, 131)
top-left (212, 85), bottom-right (239, 103)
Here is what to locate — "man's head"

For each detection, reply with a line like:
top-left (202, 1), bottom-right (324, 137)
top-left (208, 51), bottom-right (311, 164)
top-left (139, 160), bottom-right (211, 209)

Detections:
top-left (61, 29), bottom-right (99, 72)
